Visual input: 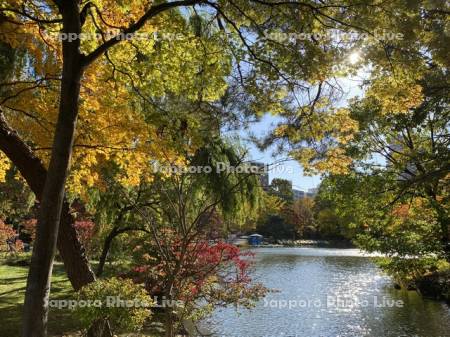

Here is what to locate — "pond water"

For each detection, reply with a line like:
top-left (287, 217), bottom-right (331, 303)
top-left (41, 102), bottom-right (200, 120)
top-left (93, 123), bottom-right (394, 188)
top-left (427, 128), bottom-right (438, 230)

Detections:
top-left (205, 247), bottom-right (450, 337)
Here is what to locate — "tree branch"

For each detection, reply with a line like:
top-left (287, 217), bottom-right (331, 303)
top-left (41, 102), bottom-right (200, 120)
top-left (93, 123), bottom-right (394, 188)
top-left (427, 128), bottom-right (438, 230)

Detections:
top-left (82, 0), bottom-right (205, 67)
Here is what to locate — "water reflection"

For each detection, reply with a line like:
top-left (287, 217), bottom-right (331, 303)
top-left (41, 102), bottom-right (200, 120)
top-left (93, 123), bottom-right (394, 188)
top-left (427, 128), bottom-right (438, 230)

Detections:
top-left (206, 248), bottom-right (450, 337)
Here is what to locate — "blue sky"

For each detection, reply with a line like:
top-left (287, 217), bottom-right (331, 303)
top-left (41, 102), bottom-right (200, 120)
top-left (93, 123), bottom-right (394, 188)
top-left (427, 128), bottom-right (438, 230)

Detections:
top-left (239, 114), bottom-right (321, 191)
top-left (232, 70), bottom-right (366, 191)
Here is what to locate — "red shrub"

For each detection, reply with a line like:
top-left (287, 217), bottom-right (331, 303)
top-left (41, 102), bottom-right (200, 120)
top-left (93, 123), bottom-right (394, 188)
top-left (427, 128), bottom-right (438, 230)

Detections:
top-left (74, 220), bottom-right (95, 249)
top-left (0, 219), bottom-right (23, 252)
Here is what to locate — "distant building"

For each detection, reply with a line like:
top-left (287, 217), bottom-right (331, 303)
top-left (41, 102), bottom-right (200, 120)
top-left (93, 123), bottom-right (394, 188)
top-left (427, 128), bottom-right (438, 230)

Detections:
top-left (293, 189), bottom-right (305, 200)
top-left (247, 234), bottom-right (263, 246)
top-left (249, 161), bottom-right (269, 189)
top-left (293, 187), bottom-right (318, 200)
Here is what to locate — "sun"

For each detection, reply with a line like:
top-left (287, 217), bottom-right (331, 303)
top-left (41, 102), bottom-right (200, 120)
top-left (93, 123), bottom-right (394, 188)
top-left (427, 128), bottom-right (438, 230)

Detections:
top-left (348, 51), bottom-right (361, 65)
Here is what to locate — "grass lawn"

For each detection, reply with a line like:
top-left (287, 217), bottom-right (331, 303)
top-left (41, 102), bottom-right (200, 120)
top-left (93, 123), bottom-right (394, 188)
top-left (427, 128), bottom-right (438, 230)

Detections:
top-left (0, 255), bottom-right (165, 337)
top-left (0, 255), bottom-right (82, 337)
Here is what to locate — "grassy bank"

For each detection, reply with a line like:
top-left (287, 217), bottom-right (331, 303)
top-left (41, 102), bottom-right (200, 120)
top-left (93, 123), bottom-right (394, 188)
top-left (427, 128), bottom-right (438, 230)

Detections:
top-left (0, 255), bottom-right (167, 337)
top-left (0, 257), bottom-right (80, 336)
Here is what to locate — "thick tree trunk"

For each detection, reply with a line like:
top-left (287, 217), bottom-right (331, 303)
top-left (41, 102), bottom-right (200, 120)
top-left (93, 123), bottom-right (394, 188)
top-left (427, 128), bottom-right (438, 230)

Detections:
top-left (0, 19), bottom-right (111, 337)
top-left (21, 2), bottom-right (84, 336)
top-left (59, 202), bottom-right (97, 289)
top-left (0, 113), bottom-right (95, 290)
top-left (1, 99), bottom-right (112, 337)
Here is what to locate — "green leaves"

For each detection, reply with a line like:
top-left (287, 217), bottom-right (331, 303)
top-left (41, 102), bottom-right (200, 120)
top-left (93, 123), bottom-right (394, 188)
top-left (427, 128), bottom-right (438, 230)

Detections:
top-left (75, 277), bottom-right (153, 332)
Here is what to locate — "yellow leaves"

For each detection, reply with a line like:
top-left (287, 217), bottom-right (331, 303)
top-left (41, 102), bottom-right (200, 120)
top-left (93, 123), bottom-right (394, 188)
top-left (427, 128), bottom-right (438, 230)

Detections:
top-left (293, 147), bottom-right (353, 175)
top-left (273, 124), bottom-right (288, 137)
top-left (0, 152), bottom-right (10, 182)
top-left (260, 193), bottom-right (285, 218)
top-left (273, 107), bottom-right (358, 175)
top-left (90, 0), bottom-right (152, 29)
top-left (314, 148), bottom-right (353, 174)
top-left (66, 151), bottom-right (101, 198)
top-left (366, 73), bottom-right (424, 114)
top-left (142, 253), bottom-right (154, 262)
top-left (294, 148), bottom-right (315, 169)
top-left (105, 30), bottom-right (230, 102)
top-left (62, 61), bottom-right (186, 195)
top-left (114, 152), bottom-right (150, 187)
top-left (326, 108), bottom-right (359, 144)
top-left (0, 3), bottom-right (223, 201)
top-left (284, 107), bottom-right (357, 144)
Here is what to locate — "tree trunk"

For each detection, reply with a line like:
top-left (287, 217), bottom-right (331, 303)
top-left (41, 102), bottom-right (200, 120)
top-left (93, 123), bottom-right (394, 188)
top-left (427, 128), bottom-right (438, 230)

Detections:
top-left (96, 229), bottom-right (117, 277)
top-left (163, 283), bottom-right (176, 337)
top-left (22, 2), bottom-right (83, 336)
top-left (0, 113), bottom-right (96, 291)
top-left (97, 226), bottom-right (149, 277)
top-left (87, 319), bottom-right (113, 337)
top-left (0, 33), bottom-right (112, 337)
top-left (59, 202), bottom-right (97, 288)
top-left (165, 310), bottom-right (175, 337)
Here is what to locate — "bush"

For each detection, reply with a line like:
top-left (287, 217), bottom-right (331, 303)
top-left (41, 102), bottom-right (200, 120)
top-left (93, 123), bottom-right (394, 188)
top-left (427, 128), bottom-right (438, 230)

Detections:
top-left (0, 219), bottom-right (23, 253)
top-left (130, 234), bottom-right (269, 322)
top-left (2, 252), bottom-right (31, 266)
top-left (74, 277), bottom-right (153, 333)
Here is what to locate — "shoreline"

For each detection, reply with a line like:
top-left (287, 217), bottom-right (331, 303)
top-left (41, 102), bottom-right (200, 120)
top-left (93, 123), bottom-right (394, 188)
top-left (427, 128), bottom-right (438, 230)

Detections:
top-left (246, 239), bottom-right (355, 249)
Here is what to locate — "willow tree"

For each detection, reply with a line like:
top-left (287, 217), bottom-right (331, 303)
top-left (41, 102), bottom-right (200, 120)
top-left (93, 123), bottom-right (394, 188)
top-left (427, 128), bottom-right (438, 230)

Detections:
top-left (0, 1), bottom-right (421, 336)
top-left (130, 138), bottom-right (262, 337)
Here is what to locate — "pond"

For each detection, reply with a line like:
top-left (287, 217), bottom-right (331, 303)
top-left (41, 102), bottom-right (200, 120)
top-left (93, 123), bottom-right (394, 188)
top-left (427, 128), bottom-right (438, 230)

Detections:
top-left (205, 247), bottom-right (450, 337)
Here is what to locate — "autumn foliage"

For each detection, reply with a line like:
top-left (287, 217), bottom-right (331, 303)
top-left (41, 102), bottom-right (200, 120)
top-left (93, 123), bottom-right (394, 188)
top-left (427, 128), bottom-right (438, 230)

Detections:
top-left (129, 231), bottom-right (267, 319)
top-left (73, 220), bottom-right (95, 252)
top-left (0, 219), bottom-right (23, 252)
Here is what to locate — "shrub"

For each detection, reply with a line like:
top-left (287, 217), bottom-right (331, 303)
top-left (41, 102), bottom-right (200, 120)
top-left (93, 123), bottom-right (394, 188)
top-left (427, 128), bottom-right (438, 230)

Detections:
top-left (130, 233), bottom-right (268, 321)
top-left (74, 220), bottom-right (95, 253)
top-left (22, 218), bottom-right (37, 241)
top-left (74, 277), bottom-right (153, 333)
top-left (0, 219), bottom-right (23, 253)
